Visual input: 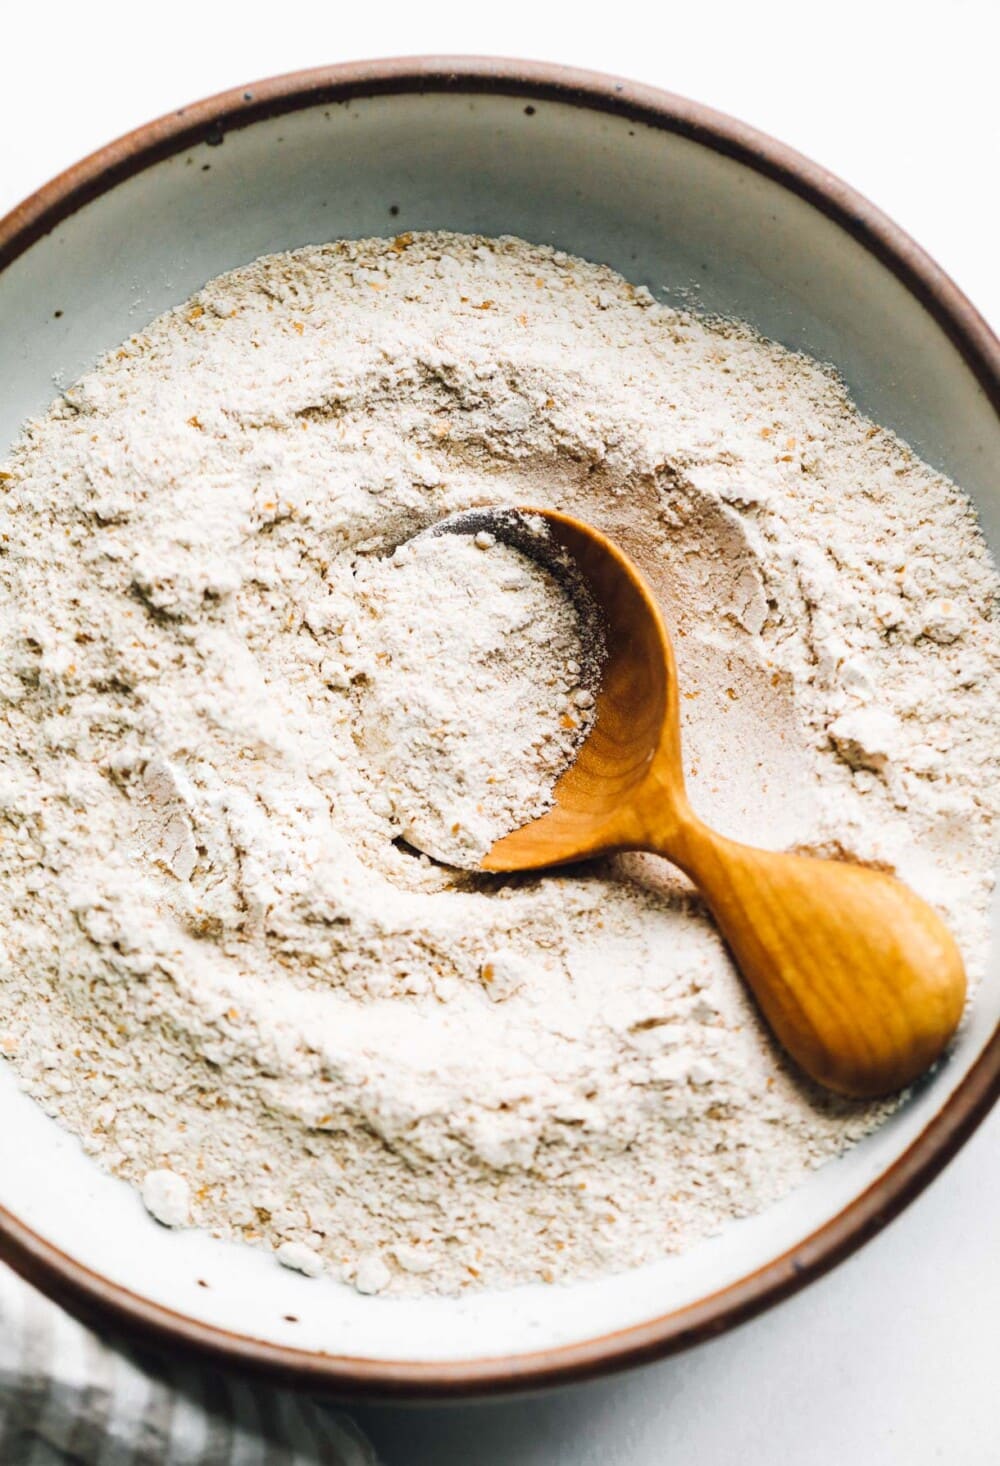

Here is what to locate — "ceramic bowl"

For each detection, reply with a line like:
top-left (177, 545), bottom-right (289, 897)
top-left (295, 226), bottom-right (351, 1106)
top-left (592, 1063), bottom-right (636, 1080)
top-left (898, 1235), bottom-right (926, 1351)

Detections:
top-left (0, 58), bottom-right (997, 1398)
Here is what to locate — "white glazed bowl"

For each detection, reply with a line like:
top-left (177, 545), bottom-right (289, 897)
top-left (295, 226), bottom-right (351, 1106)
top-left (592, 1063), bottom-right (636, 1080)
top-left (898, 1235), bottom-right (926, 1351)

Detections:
top-left (0, 59), bottom-right (997, 1397)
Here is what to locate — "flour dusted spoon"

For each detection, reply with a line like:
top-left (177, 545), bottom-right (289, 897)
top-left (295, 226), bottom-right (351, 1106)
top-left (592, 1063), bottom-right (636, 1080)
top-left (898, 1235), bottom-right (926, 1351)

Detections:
top-left (414, 506), bottom-right (966, 1098)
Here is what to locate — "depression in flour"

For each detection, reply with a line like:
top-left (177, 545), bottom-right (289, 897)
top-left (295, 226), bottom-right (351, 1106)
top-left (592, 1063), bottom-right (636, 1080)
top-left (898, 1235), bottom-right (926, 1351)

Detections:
top-left (0, 233), bottom-right (998, 1296)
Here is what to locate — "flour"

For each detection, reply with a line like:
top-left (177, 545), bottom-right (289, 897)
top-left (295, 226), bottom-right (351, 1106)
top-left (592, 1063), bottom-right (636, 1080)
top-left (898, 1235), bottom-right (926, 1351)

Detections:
top-left (0, 232), bottom-right (997, 1297)
top-left (140, 1168), bottom-right (191, 1228)
top-left (352, 529), bottom-right (599, 866)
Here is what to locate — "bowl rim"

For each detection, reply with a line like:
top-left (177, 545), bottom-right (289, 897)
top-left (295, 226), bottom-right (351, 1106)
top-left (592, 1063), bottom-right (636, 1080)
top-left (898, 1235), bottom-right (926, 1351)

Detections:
top-left (0, 54), bottom-right (997, 1400)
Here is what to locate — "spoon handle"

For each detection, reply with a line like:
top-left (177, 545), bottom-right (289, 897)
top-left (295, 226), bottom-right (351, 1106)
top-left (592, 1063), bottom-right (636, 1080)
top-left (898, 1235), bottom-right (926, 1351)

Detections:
top-left (668, 822), bottom-right (966, 1097)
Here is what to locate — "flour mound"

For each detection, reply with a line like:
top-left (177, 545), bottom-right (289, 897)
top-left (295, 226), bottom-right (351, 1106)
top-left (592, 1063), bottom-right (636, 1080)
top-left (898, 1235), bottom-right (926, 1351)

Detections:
top-left (0, 232), bottom-right (997, 1297)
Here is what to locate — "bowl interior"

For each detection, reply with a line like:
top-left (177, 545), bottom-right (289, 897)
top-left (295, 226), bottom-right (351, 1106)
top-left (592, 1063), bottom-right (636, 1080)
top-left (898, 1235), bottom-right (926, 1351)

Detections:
top-left (0, 77), bottom-right (996, 1375)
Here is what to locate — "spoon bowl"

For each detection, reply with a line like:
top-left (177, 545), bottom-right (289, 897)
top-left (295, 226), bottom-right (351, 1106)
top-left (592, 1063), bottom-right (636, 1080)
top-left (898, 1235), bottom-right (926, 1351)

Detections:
top-left (479, 508), bottom-right (680, 869)
top-left (424, 505), bottom-right (967, 1099)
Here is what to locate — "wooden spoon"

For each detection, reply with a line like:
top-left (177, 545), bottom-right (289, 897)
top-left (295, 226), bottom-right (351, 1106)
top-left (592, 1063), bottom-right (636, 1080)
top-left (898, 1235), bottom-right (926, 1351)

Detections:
top-left (422, 506), bottom-right (966, 1099)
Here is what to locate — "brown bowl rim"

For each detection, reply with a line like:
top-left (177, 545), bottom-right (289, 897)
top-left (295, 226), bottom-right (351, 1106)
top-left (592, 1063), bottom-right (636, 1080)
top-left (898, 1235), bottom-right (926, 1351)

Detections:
top-left (0, 55), bottom-right (997, 1400)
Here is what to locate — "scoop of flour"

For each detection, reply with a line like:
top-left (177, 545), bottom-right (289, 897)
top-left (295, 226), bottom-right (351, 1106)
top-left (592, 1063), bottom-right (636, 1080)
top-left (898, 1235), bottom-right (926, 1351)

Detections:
top-left (352, 532), bottom-right (600, 865)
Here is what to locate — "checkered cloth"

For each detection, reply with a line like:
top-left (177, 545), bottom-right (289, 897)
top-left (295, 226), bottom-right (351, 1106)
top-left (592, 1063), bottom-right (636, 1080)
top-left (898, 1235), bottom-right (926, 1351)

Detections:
top-left (0, 1263), bottom-right (376, 1464)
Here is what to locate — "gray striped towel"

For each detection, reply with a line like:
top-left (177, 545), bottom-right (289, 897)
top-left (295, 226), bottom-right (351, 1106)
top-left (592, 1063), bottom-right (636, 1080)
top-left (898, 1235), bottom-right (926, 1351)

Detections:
top-left (0, 1263), bottom-right (377, 1464)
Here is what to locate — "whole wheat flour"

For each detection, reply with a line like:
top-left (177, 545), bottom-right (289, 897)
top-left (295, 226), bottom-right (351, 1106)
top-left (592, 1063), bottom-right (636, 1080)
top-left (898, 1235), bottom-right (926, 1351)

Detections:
top-left (0, 233), bottom-right (997, 1297)
top-left (353, 528), bottom-right (600, 867)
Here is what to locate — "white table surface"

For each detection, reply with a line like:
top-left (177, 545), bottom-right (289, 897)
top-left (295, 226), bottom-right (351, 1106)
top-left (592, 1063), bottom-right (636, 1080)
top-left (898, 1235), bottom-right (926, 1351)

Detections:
top-left (4, 3), bottom-right (997, 1462)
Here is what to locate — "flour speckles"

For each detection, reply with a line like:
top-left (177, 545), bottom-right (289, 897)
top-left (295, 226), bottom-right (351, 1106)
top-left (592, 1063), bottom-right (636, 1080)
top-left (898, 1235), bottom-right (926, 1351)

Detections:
top-left (0, 232), bottom-right (997, 1297)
